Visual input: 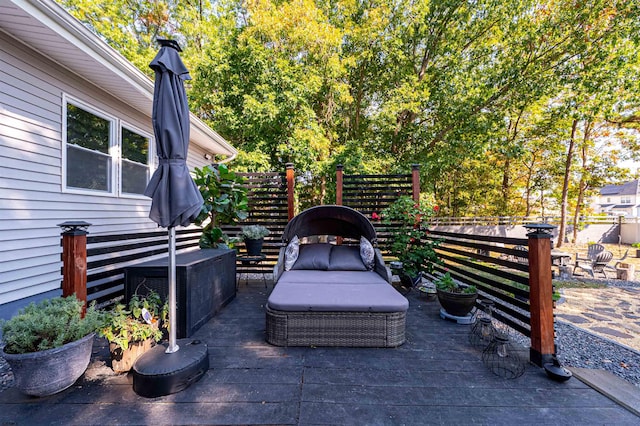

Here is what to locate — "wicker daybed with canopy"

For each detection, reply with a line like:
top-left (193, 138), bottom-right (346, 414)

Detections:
top-left (266, 205), bottom-right (408, 347)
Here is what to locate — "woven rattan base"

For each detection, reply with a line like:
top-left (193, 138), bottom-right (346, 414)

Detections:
top-left (266, 306), bottom-right (406, 347)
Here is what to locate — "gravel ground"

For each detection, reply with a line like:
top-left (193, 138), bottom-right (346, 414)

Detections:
top-left (554, 277), bottom-right (640, 388)
top-left (556, 321), bottom-right (640, 387)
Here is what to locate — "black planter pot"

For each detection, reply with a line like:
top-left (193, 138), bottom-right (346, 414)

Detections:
top-left (436, 289), bottom-right (477, 317)
top-left (245, 238), bottom-right (264, 256)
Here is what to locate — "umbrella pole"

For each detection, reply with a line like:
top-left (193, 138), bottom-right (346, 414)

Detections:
top-left (166, 226), bottom-right (179, 353)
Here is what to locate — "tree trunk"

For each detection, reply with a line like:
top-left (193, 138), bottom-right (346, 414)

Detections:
top-left (572, 121), bottom-right (592, 243)
top-left (502, 157), bottom-right (511, 214)
top-left (557, 119), bottom-right (578, 248)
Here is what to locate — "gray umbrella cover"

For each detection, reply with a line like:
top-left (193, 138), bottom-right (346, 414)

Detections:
top-left (144, 45), bottom-right (203, 228)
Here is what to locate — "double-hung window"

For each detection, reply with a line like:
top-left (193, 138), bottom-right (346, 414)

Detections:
top-left (121, 126), bottom-right (151, 195)
top-left (64, 97), bottom-right (152, 197)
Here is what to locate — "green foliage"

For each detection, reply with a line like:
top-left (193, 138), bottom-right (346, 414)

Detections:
top-left (381, 196), bottom-right (441, 278)
top-left (58, 0), bottom-right (640, 217)
top-left (0, 296), bottom-right (103, 354)
top-left (240, 225), bottom-right (270, 240)
top-left (194, 163), bottom-right (248, 248)
top-left (434, 272), bottom-right (477, 295)
top-left (99, 292), bottom-right (167, 350)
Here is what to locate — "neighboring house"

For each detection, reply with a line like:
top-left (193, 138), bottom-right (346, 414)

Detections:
top-left (595, 180), bottom-right (640, 217)
top-left (0, 0), bottom-right (237, 316)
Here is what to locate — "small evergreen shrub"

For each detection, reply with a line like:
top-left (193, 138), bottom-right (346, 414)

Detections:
top-left (0, 296), bottom-right (103, 354)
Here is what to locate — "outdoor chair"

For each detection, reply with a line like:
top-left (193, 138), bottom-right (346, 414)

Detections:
top-left (605, 249), bottom-right (630, 273)
top-left (573, 250), bottom-right (613, 278)
top-left (574, 243), bottom-right (605, 264)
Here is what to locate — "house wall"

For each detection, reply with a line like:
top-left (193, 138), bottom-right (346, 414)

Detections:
top-left (0, 32), bottom-right (211, 314)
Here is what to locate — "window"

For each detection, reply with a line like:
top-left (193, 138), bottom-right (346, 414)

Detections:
top-left (121, 126), bottom-right (151, 195)
top-left (65, 103), bottom-right (113, 192)
top-left (64, 98), bottom-right (153, 196)
top-left (622, 196), bottom-right (632, 204)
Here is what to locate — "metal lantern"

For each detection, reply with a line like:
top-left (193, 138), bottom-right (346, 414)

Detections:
top-left (482, 335), bottom-right (526, 379)
top-left (469, 317), bottom-right (495, 349)
top-left (469, 300), bottom-right (495, 349)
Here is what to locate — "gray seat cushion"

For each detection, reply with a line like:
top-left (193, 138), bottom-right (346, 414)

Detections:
top-left (268, 271), bottom-right (408, 313)
top-left (277, 270), bottom-right (387, 285)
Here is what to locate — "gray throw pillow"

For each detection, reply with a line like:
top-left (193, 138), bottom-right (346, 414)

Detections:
top-left (360, 236), bottom-right (375, 270)
top-left (328, 245), bottom-right (367, 271)
top-left (291, 243), bottom-right (332, 270)
top-left (284, 235), bottom-right (300, 271)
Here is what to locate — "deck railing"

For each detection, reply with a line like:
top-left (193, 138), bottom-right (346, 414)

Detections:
top-left (59, 222), bottom-right (200, 308)
top-left (423, 225), bottom-right (555, 366)
top-left (430, 215), bottom-right (621, 226)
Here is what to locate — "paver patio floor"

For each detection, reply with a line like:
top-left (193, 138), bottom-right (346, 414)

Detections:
top-left (0, 282), bottom-right (637, 425)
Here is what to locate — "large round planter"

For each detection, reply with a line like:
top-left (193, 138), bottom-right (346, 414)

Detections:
top-left (1, 333), bottom-right (95, 397)
top-left (245, 238), bottom-right (264, 256)
top-left (436, 289), bottom-right (478, 317)
top-left (109, 339), bottom-right (154, 374)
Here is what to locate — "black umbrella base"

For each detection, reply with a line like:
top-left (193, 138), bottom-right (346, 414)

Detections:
top-left (132, 339), bottom-right (208, 398)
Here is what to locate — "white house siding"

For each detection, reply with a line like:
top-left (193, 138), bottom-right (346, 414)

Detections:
top-left (0, 32), bottom-right (212, 311)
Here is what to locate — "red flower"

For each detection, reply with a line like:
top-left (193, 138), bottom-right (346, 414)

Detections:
top-left (371, 212), bottom-right (380, 221)
top-left (433, 205), bottom-right (440, 212)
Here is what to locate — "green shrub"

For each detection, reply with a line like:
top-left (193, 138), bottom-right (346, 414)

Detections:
top-left (381, 196), bottom-right (441, 278)
top-left (434, 272), bottom-right (477, 294)
top-left (240, 225), bottom-right (270, 240)
top-left (0, 296), bottom-right (103, 354)
top-left (99, 291), bottom-right (167, 350)
top-left (194, 163), bottom-right (249, 248)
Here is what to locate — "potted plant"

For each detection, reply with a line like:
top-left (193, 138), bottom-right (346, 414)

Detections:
top-left (194, 163), bottom-right (249, 248)
top-left (632, 242), bottom-right (640, 258)
top-left (240, 225), bottom-right (270, 256)
top-left (0, 295), bottom-right (103, 397)
top-left (434, 272), bottom-right (478, 317)
top-left (381, 196), bottom-right (441, 287)
top-left (99, 291), bottom-right (168, 373)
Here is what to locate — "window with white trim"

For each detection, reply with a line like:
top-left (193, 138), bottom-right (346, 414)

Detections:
top-left (65, 102), bottom-right (114, 192)
top-left (64, 98), bottom-right (152, 196)
top-left (121, 125), bottom-right (151, 195)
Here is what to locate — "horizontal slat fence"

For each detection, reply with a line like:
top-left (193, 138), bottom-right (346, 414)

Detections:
top-left (424, 230), bottom-right (533, 337)
top-left (221, 169), bottom-right (292, 276)
top-left (337, 165), bottom-right (419, 253)
top-left (68, 228), bottom-right (201, 307)
top-left (430, 216), bottom-right (620, 226)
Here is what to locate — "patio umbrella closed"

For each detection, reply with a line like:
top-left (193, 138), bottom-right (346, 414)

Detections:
top-left (145, 39), bottom-right (203, 228)
top-left (144, 39), bottom-right (203, 354)
top-left (134, 39), bottom-right (209, 398)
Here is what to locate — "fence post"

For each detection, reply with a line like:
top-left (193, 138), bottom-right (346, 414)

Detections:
top-left (58, 221), bottom-right (91, 316)
top-left (411, 164), bottom-right (420, 202)
top-left (336, 164), bottom-right (343, 206)
top-left (286, 163), bottom-right (295, 221)
top-left (525, 223), bottom-right (556, 367)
